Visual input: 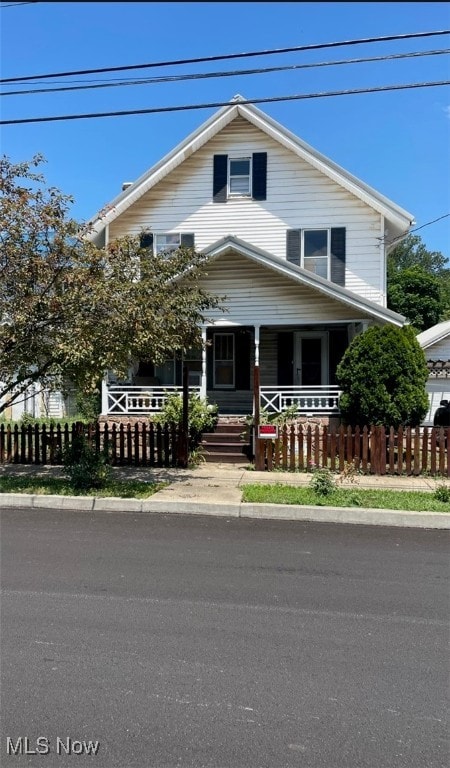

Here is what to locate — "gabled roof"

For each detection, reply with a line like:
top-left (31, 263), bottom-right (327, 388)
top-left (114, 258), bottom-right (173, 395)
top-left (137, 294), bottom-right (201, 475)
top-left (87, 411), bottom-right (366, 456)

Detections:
top-left (88, 95), bottom-right (414, 238)
top-left (202, 235), bottom-right (406, 327)
top-left (417, 320), bottom-right (450, 349)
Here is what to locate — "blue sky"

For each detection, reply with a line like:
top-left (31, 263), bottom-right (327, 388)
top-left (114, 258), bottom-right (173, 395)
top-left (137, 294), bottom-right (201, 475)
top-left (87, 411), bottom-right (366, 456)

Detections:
top-left (1, 1), bottom-right (449, 257)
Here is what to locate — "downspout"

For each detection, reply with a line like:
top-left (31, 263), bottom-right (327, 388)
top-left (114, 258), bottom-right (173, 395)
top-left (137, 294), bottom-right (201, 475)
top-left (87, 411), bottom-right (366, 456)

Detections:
top-left (380, 215), bottom-right (387, 307)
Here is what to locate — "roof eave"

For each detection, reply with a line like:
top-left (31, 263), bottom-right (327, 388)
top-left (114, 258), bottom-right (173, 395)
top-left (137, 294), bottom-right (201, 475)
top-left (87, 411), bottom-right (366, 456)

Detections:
top-left (87, 96), bottom-right (414, 239)
top-left (236, 102), bottom-right (414, 229)
top-left (87, 102), bottom-right (240, 236)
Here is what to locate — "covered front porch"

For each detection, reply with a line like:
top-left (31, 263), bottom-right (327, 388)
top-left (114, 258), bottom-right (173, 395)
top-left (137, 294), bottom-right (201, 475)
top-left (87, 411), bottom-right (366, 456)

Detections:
top-left (101, 323), bottom-right (350, 418)
top-left (101, 234), bottom-right (404, 419)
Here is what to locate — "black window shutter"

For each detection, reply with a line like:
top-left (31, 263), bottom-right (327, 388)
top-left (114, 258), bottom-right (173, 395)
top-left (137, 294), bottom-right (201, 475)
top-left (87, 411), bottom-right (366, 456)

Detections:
top-left (277, 332), bottom-right (294, 385)
top-left (330, 228), bottom-right (346, 286)
top-left (140, 232), bottom-right (154, 250)
top-left (213, 154), bottom-right (228, 203)
top-left (235, 330), bottom-right (251, 390)
top-left (286, 230), bottom-right (301, 266)
top-left (252, 152), bottom-right (267, 201)
top-left (180, 233), bottom-right (195, 248)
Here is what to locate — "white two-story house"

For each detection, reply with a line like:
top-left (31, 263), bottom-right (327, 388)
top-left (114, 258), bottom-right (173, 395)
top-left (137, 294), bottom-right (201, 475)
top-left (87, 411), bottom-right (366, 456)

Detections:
top-left (88, 95), bottom-right (413, 418)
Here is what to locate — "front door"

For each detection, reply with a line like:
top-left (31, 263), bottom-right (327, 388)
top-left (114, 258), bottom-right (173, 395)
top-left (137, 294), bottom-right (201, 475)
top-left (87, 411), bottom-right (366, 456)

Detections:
top-left (294, 332), bottom-right (328, 386)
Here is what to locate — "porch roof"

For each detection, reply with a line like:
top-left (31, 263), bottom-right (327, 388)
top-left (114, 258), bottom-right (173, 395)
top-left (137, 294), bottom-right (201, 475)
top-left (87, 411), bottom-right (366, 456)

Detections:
top-left (202, 235), bottom-right (407, 327)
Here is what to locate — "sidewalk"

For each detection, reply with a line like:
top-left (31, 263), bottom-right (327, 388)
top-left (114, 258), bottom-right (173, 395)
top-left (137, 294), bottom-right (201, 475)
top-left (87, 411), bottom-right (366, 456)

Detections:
top-left (1, 461), bottom-right (449, 529)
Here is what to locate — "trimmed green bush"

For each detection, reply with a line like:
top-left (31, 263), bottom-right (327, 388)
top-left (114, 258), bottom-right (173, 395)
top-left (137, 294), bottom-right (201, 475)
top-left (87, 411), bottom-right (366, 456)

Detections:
top-left (336, 325), bottom-right (429, 428)
top-left (152, 393), bottom-right (218, 452)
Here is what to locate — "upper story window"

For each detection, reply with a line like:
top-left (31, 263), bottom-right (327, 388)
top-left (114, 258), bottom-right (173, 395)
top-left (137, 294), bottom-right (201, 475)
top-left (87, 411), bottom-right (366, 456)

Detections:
top-left (139, 232), bottom-right (195, 256)
top-left (228, 157), bottom-right (251, 196)
top-left (155, 233), bottom-right (181, 254)
top-left (286, 227), bottom-right (346, 286)
top-left (213, 152), bottom-right (267, 203)
top-left (303, 229), bottom-right (330, 279)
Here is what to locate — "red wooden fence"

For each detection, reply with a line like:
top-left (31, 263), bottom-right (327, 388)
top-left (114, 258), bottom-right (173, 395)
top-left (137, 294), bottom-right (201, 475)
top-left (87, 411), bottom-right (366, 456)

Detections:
top-left (254, 424), bottom-right (450, 477)
top-left (0, 422), bottom-right (183, 468)
top-left (2, 422), bottom-right (449, 476)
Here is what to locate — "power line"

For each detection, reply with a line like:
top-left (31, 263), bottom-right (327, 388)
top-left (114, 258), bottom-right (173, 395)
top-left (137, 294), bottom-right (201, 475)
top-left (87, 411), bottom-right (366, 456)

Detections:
top-left (2, 48), bottom-right (448, 98)
top-left (385, 214), bottom-right (450, 247)
top-left (0, 2), bottom-right (38, 7)
top-left (1, 29), bottom-right (449, 84)
top-left (1, 81), bottom-right (449, 126)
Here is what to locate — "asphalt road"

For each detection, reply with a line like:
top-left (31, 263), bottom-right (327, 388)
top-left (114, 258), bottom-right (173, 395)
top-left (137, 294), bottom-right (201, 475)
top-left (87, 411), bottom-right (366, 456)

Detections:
top-left (1, 507), bottom-right (449, 768)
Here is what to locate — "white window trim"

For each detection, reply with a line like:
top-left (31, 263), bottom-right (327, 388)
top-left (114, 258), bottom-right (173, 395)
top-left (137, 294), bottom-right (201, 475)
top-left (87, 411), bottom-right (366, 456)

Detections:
top-left (228, 156), bottom-right (252, 198)
top-left (301, 228), bottom-right (331, 280)
top-left (154, 232), bottom-right (181, 256)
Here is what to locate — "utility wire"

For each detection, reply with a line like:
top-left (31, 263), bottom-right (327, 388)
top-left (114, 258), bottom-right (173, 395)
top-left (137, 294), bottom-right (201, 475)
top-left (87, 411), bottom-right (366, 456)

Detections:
top-left (0, 2), bottom-right (38, 7)
top-left (384, 214), bottom-right (450, 247)
top-left (2, 48), bottom-right (448, 98)
top-left (2, 81), bottom-right (449, 126)
top-left (1, 29), bottom-right (449, 84)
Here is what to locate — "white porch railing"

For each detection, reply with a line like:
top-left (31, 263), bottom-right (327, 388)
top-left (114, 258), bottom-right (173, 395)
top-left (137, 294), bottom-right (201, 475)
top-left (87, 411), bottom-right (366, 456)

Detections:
top-left (104, 384), bottom-right (341, 416)
top-left (105, 385), bottom-right (201, 415)
top-left (260, 386), bottom-right (342, 415)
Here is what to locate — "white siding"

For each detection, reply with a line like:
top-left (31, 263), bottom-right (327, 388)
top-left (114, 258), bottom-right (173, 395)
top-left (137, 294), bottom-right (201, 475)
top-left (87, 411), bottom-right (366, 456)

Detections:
top-left (424, 337), bottom-right (450, 360)
top-left (197, 252), bottom-right (374, 326)
top-left (109, 115), bottom-right (384, 304)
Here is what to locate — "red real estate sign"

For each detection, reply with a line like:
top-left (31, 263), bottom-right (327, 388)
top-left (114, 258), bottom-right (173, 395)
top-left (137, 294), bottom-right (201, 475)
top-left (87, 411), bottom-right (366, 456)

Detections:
top-left (258, 424), bottom-right (279, 439)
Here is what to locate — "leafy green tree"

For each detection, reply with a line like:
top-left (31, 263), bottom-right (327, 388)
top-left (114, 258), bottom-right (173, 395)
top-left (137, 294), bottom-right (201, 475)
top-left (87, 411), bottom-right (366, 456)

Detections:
top-left (336, 325), bottom-right (429, 428)
top-left (0, 155), bottom-right (221, 415)
top-left (387, 266), bottom-right (443, 332)
top-left (387, 234), bottom-right (450, 328)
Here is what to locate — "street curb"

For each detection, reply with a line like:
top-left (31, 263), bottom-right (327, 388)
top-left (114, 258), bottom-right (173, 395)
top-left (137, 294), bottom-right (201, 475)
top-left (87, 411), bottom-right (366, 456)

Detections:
top-left (1, 493), bottom-right (449, 529)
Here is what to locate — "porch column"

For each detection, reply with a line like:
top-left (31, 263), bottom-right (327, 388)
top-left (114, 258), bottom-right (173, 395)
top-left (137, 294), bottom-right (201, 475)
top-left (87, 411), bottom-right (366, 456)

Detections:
top-left (201, 327), bottom-right (207, 400)
top-left (253, 325), bottom-right (260, 420)
top-left (101, 375), bottom-right (109, 415)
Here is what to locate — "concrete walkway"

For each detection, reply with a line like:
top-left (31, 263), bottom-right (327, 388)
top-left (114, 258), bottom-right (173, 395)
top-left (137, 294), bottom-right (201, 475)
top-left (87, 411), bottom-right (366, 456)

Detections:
top-left (1, 461), bottom-right (449, 529)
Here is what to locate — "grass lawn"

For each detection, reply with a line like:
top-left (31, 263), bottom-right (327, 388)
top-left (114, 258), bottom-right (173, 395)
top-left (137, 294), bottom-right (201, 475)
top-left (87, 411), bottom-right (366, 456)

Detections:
top-left (242, 483), bottom-right (450, 513)
top-left (0, 476), bottom-right (167, 499)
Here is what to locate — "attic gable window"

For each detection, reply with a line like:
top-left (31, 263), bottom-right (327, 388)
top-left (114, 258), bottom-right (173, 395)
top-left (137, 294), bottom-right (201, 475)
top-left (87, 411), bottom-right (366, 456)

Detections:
top-left (213, 152), bottom-right (267, 202)
top-left (229, 157), bottom-right (251, 196)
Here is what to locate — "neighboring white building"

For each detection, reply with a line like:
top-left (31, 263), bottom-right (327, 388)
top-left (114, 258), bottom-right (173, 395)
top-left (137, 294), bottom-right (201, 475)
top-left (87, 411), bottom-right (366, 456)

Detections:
top-left (417, 320), bottom-right (450, 425)
top-left (86, 95), bottom-right (413, 418)
top-left (0, 382), bottom-right (76, 422)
